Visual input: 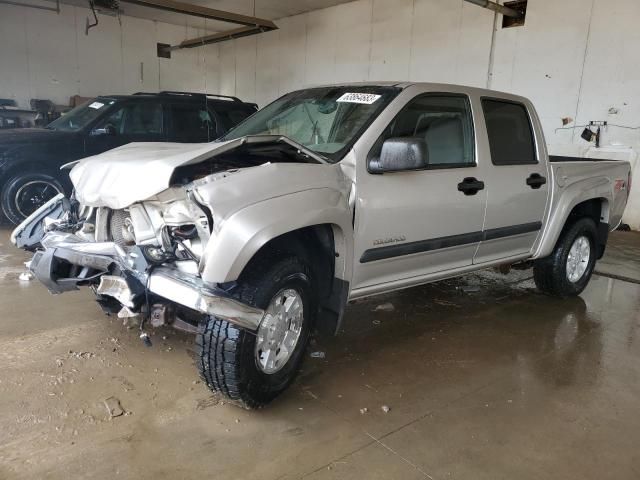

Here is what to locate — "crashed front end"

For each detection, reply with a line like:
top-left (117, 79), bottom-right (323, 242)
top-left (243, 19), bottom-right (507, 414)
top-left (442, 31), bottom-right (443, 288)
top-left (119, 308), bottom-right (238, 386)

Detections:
top-left (11, 192), bottom-right (263, 334)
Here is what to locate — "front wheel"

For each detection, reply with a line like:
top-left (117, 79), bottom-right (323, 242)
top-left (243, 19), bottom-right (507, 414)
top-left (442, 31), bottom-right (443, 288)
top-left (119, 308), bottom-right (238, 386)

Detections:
top-left (533, 217), bottom-right (598, 297)
top-left (196, 256), bottom-right (314, 408)
top-left (1, 172), bottom-right (64, 225)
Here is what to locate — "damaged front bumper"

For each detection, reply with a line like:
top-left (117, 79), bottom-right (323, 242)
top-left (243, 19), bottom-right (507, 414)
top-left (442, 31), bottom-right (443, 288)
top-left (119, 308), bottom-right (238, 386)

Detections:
top-left (13, 201), bottom-right (264, 332)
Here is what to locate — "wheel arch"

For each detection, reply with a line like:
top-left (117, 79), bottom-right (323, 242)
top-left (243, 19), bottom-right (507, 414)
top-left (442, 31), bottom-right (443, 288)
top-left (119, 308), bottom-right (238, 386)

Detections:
top-left (537, 196), bottom-right (610, 260)
top-left (199, 190), bottom-right (354, 334)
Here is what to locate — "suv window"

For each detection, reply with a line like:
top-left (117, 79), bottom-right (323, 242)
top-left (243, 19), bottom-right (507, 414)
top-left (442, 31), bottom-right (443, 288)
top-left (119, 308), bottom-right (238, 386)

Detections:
top-left (369, 94), bottom-right (475, 168)
top-left (481, 99), bottom-right (536, 165)
top-left (169, 103), bottom-right (215, 142)
top-left (215, 104), bottom-right (255, 132)
top-left (100, 102), bottom-right (163, 136)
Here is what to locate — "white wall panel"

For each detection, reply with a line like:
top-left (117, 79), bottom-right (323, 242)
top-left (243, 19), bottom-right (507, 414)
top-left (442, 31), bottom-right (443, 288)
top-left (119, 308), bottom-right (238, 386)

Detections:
top-left (0, 5), bottom-right (30, 107)
top-left (25, 5), bottom-right (78, 105)
top-left (234, 36), bottom-right (257, 102)
top-left (332, 0), bottom-right (373, 83)
top-left (218, 41), bottom-right (237, 97)
top-left (76, 8), bottom-right (124, 97)
top-left (368, 0), bottom-right (412, 80)
top-left (202, 44), bottom-right (221, 97)
top-left (574, 0), bottom-right (640, 149)
top-left (410, 0), bottom-right (465, 83)
top-left (121, 16), bottom-right (160, 94)
top-left (456, 1), bottom-right (494, 87)
top-left (304, 7), bottom-right (338, 87)
top-left (277, 15), bottom-right (307, 93)
top-left (255, 29), bottom-right (281, 107)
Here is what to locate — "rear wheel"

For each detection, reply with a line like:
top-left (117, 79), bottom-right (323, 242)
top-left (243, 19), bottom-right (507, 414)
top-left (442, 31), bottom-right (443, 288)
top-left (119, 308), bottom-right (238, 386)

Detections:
top-left (1, 172), bottom-right (63, 224)
top-left (533, 217), bottom-right (597, 297)
top-left (196, 256), bottom-right (314, 408)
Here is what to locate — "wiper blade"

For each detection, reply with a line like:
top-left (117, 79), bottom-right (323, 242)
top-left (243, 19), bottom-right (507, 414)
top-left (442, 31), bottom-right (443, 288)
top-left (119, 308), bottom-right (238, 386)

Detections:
top-left (240, 135), bottom-right (328, 163)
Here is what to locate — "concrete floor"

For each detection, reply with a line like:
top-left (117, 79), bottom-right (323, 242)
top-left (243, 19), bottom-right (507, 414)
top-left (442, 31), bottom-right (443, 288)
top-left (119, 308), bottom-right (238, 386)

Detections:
top-left (1, 228), bottom-right (639, 480)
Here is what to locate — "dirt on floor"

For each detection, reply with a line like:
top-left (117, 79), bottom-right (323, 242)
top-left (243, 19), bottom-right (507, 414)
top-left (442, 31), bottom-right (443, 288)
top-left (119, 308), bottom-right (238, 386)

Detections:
top-left (1, 228), bottom-right (640, 479)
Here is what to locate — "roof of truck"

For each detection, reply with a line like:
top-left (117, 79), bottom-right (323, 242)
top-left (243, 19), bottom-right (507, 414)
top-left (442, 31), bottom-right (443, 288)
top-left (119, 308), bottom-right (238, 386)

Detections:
top-left (301, 81), bottom-right (530, 104)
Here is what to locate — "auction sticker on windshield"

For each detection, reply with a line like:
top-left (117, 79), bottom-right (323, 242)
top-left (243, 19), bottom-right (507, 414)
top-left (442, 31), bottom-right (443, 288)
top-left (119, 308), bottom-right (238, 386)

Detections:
top-left (88, 102), bottom-right (105, 109)
top-left (336, 93), bottom-right (381, 104)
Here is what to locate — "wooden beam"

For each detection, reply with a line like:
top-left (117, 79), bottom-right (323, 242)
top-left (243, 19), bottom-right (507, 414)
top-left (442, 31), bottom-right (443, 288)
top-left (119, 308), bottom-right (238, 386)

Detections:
top-left (120, 0), bottom-right (277, 28)
top-left (175, 25), bottom-right (273, 49)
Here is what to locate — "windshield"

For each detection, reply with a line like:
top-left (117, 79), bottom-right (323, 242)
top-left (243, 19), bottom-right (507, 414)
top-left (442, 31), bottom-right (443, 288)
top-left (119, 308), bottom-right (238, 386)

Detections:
top-left (222, 86), bottom-right (400, 162)
top-left (48, 98), bottom-right (117, 131)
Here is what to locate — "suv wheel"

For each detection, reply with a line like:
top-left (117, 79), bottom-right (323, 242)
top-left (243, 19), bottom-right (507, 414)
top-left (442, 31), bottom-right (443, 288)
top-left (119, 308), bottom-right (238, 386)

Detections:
top-left (1, 172), bottom-right (63, 225)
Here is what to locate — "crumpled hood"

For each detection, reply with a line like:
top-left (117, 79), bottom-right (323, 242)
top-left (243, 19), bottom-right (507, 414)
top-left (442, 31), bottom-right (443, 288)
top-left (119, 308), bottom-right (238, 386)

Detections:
top-left (70, 136), bottom-right (329, 209)
top-left (70, 141), bottom-right (234, 208)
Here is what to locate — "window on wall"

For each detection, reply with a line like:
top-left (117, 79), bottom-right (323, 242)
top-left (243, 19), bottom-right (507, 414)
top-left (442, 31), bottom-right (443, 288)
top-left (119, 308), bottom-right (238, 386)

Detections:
top-left (368, 94), bottom-right (476, 168)
top-left (481, 99), bottom-right (536, 165)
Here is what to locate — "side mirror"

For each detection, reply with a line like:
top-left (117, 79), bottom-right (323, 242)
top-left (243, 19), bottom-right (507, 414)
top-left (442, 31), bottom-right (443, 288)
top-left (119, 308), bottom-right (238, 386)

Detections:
top-left (91, 124), bottom-right (116, 136)
top-left (369, 137), bottom-right (429, 173)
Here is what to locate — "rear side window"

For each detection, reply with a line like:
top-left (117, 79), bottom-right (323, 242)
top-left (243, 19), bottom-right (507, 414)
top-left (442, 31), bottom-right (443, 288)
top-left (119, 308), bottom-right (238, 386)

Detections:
top-left (169, 103), bottom-right (215, 142)
top-left (215, 105), bottom-right (255, 132)
top-left (481, 99), bottom-right (536, 165)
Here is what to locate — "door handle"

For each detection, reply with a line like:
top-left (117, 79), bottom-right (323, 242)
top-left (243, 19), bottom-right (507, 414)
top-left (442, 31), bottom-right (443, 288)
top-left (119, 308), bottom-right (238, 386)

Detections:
top-left (526, 173), bottom-right (547, 189)
top-left (457, 177), bottom-right (485, 196)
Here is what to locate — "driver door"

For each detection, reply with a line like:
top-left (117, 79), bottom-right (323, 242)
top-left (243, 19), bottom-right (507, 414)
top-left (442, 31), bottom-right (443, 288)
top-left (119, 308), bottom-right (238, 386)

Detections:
top-left (85, 101), bottom-right (165, 156)
top-left (352, 93), bottom-right (487, 291)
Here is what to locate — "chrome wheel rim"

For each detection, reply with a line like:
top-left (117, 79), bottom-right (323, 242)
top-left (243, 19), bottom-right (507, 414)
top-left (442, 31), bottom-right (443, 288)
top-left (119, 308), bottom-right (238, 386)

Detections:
top-left (255, 288), bottom-right (304, 374)
top-left (566, 235), bottom-right (591, 283)
top-left (15, 180), bottom-right (61, 218)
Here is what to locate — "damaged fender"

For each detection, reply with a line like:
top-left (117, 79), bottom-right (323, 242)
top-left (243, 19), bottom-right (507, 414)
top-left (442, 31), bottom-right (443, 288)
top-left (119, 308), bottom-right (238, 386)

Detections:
top-left (199, 188), bottom-right (354, 286)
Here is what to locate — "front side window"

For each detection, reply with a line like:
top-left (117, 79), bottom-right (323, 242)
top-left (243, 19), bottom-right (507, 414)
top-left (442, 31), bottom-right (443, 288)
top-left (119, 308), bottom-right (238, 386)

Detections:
top-left (369, 94), bottom-right (475, 168)
top-left (98, 102), bottom-right (164, 136)
top-left (47, 98), bottom-right (117, 132)
top-left (222, 86), bottom-right (400, 162)
top-left (482, 99), bottom-right (536, 165)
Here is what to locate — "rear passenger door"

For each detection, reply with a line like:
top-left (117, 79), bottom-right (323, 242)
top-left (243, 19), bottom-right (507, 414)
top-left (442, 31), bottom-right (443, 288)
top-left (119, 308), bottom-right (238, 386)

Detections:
top-left (473, 98), bottom-right (550, 264)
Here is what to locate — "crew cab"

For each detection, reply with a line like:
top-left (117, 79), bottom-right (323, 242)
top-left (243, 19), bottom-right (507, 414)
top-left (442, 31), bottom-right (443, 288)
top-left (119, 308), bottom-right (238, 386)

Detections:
top-left (0, 91), bottom-right (257, 224)
top-left (11, 82), bottom-right (631, 408)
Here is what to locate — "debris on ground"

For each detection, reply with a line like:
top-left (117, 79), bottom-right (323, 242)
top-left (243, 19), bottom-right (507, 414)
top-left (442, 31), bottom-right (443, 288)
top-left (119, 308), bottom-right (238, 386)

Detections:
top-left (373, 302), bottom-right (395, 312)
top-left (433, 299), bottom-right (460, 307)
top-left (68, 351), bottom-right (95, 360)
top-left (310, 351), bottom-right (325, 359)
top-left (372, 319), bottom-right (381, 325)
top-left (55, 358), bottom-right (64, 368)
top-left (103, 397), bottom-right (125, 418)
top-left (457, 285), bottom-right (480, 293)
top-left (18, 271), bottom-right (34, 282)
top-left (381, 405), bottom-right (391, 413)
top-left (359, 407), bottom-right (368, 414)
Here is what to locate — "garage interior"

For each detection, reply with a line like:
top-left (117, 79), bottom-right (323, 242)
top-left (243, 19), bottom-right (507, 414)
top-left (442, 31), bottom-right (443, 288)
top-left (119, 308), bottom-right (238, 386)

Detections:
top-left (1, 0), bottom-right (640, 479)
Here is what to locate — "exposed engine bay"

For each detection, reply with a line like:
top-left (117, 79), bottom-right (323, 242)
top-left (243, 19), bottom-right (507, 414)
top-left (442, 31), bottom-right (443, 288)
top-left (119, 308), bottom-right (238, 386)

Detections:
top-left (9, 135), bottom-right (328, 337)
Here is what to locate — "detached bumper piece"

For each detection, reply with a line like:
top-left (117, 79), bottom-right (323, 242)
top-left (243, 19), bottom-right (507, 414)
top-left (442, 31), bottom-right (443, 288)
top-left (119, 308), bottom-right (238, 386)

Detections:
top-left (24, 232), bottom-right (264, 332)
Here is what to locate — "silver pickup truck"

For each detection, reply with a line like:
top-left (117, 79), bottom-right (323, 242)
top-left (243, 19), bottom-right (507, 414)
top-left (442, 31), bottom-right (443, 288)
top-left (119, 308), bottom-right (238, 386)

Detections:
top-left (11, 83), bottom-right (631, 408)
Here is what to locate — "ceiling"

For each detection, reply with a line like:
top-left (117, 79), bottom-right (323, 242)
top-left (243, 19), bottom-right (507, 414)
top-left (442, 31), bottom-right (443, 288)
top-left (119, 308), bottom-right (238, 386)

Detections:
top-left (53, 0), bottom-right (356, 32)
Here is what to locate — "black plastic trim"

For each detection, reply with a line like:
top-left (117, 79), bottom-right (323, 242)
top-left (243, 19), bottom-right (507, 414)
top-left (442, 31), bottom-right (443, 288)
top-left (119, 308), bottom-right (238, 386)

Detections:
top-left (360, 221), bottom-right (542, 263)
top-left (483, 221), bottom-right (542, 241)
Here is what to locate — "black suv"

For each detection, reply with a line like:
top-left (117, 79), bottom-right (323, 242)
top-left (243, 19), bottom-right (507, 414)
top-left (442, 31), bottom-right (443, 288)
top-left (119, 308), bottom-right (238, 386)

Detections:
top-left (0, 91), bottom-right (257, 224)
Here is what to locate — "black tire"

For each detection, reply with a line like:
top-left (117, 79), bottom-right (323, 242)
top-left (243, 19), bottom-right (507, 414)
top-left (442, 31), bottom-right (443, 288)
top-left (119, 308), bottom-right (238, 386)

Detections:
top-left (1, 172), bottom-right (64, 225)
top-left (533, 217), bottom-right (598, 297)
top-left (196, 256), bottom-right (315, 409)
